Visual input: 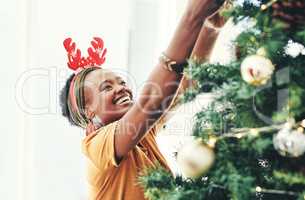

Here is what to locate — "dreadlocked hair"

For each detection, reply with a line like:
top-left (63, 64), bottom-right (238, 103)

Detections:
top-left (59, 67), bottom-right (100, 128)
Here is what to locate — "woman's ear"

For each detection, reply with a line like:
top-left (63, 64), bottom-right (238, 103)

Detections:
top-left (85, 122), bottom-right (96, 136)
top-left (85, 108), bottom-right (99, 136)
top-left (85, 108), bottom-right (95, 120)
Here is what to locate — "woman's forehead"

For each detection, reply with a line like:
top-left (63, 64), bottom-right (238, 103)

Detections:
top-left (85, 69), bottom-right (123, 84)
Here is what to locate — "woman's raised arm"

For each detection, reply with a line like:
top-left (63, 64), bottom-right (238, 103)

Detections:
top-left (114, 0), bottom-right (224, 161)
top-left (154, 12), bottom-right (227, 130)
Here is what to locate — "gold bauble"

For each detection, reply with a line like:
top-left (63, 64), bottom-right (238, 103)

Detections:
top-left (240, 55), bottom-right (275, 86)
top-left (177, 139), bottom-right (215, 178)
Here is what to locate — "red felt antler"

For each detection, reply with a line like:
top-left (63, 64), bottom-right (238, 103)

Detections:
top-left (88, 37), bottom-right (107, 66)
top-left (63, 37), bottom-right (107, 73)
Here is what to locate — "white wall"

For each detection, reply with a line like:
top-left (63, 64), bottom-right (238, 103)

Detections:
top-left (0, 0), bottom-right (27, 199)
top-left (15, 0), bottom-right (132, 199)
top-left (1, 0), bottom-right (182, 199)
top-left (127, 0), bottom-right (179, 93)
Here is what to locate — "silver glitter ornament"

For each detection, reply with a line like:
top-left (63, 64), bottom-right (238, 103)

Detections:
top-left (273, 125), bottom-right (305, 157)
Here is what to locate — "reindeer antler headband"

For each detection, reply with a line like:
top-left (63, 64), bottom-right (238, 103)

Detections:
top-left (63, 37), bottom-right (107, 128)
top-left (63, 37), bottom-right (107, 73)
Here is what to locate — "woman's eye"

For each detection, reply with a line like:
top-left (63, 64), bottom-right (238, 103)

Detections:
top-left (120, 81), bottom-right (126, 85)
top-left (101, 85), bottom-right (112, 91)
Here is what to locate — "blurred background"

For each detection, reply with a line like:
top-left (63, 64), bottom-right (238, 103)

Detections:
top-left (1, 0), bottom-right (235, 199)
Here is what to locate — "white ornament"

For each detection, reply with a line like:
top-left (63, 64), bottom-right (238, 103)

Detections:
top-left (241, 55), bottom-right (275, 86)
top-left (273, 125), bottom-right (305, 157)
top-left (177, 139), bottom-right (215, 178)
top-left (235, 0), bottom-right (261, 7)
top-left (209, 18), bottom-right (256, 65)
top-left (284, 40), bottom-right (305, 58)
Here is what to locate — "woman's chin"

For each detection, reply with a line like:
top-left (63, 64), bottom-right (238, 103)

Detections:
top-left (110, 101), bottom-right (134, 119)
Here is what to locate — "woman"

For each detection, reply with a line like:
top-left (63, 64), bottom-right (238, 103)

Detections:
top-left (60, 0), bottom-right (225, 199)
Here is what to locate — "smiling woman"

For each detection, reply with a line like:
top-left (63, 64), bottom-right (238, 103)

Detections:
top-left (59, 0), bottom-right (224, 199)
top-left (83, 69), bottom-right (134, 126)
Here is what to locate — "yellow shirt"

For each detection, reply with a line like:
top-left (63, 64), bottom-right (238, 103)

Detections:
top-left (82, 120), bottom-right (171, 200)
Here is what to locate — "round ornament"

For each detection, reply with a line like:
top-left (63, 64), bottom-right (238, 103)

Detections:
top-left (241, 55), bottom-right (275, 86)
top-left (177, 139), bottom-right (215, 178)
top-left (273, 126), bottom-right (305, 157)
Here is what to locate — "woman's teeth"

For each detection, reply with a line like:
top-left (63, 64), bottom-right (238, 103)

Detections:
top-left (115, 96), bottom-right (132, 105)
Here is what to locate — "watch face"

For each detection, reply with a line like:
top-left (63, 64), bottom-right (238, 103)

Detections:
top-left (172, 62), bottom-right (187, 74)
top-left (159, 53), bottom-right (186, 74)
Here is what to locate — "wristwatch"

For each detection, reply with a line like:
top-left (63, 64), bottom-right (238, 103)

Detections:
top-left (159, 52), bottom-right (187, 74)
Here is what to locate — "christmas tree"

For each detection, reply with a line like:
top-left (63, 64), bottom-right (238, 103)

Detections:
top-left (139, 0), bottom-right (305, 199)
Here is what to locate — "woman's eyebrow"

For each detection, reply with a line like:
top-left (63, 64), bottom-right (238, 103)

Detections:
top-left (100, 80), bottom-right (111, 85)
top-left (98, 80), bottom-right (112, 90)
top-left (99, 77), bottom-right (124, 88)
top-left (115, 76), bottom-right (124, 81)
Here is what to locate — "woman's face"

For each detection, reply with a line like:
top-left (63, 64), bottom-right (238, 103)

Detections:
top-left (83, 69), bottom-right (133, 125)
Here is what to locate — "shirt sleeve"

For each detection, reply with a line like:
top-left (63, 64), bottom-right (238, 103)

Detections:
top-left (82, 121), bottom-right (121, 170)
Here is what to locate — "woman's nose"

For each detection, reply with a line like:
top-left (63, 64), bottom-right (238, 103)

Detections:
top-left (114, 83), bottom-right (132, 98)
top-left (114, 84), bottom-right (127, 94)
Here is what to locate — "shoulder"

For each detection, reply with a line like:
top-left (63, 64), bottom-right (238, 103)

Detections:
top-left (81, 121), bottom-right (121, 169)
top-left (82, 121), bottom-right (119, 153)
